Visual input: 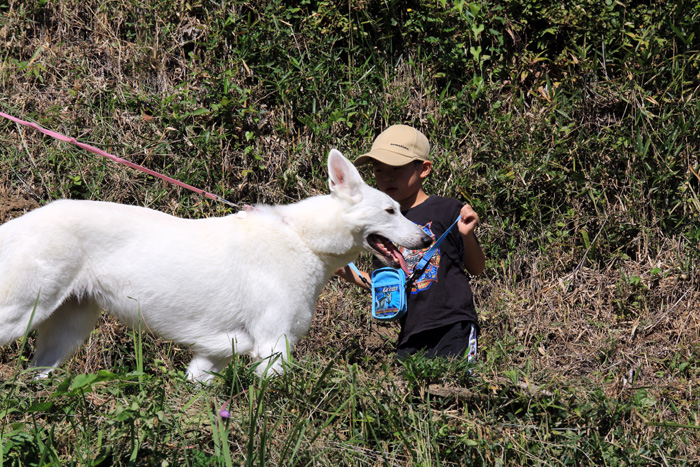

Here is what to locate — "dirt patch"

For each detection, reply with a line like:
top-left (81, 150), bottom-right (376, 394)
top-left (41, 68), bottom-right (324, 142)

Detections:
top-left (0, 186), bottom-right (39, 223)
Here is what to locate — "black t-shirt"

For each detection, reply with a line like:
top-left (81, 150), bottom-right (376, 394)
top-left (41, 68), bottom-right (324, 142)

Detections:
top-left (373, 196), bottom-right (479, 345)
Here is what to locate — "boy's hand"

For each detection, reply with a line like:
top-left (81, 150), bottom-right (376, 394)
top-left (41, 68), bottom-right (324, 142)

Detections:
top-left (335, 264), bottom-right (371, 289)
top-left (459, 203), bottom-right (486, 275)
top-left (458, 204), bottom-right (479, 236)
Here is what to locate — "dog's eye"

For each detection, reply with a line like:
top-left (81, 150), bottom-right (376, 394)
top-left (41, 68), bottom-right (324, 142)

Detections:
top-left (385, 208), bottom-right (396, 215)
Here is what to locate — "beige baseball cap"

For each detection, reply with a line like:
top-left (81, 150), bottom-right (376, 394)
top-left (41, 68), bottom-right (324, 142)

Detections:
top-left (354, 124), bottom-right (430, 167)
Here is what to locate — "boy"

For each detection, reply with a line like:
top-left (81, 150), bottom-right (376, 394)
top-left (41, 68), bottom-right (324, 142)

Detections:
top-left (337, 124), bottom-right (485, 361)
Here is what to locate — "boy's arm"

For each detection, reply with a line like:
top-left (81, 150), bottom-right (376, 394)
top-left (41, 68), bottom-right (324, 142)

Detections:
top-left (458, 204), bottom-right (486, 276)
top-left (335, 265), bottom-right (372, 289)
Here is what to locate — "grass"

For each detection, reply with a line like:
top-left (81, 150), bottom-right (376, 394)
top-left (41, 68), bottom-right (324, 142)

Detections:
top-left (1, 0), bottom-right (699, 464)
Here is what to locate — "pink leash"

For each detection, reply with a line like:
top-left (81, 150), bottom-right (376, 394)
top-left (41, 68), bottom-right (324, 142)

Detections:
top-left (0, 110), bottom-right (237, 207)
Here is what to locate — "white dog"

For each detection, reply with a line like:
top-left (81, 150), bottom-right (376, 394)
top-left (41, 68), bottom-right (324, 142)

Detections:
top-left (0, 150), bottom-right (430, 382)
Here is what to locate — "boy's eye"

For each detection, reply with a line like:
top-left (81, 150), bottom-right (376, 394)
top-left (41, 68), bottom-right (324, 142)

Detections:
top-left (385, 208), bottom-right (396, 215)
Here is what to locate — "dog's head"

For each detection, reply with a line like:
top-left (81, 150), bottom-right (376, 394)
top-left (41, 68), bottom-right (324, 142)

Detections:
top-left (328, 149), bottom-right (432, 273)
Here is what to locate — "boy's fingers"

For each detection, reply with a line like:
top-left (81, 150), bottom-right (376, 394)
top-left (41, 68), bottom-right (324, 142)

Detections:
top-left (460, 205), bottom-right (478, 223)
top-left (458, 205), bottom-right (479, 236)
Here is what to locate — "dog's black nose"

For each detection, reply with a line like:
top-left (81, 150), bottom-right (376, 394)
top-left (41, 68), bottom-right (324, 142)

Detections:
top-left (421, 234), bottom-right (432, 248)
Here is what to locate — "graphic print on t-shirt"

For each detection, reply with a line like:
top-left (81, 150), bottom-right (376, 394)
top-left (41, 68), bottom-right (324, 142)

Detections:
top-left (400, 221), bottom-right (440, 294)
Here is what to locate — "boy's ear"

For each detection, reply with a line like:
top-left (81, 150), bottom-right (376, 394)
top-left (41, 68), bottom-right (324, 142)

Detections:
top-left (328, 149), bottom-right (363, 202)
top-left (419, 160), bottom-right (432, 179)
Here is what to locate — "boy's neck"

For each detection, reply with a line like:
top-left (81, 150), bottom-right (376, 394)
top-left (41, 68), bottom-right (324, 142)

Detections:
top-left (399, 189), bottom-right (429, 211)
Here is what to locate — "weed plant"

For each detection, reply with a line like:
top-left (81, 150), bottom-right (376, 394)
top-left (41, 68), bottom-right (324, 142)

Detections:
top-left (1, 0), bottom-right (699, 465)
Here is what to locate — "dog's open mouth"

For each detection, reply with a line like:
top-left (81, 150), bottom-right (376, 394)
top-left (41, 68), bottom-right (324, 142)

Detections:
top-left (367, 234), bottom-right (409, 274)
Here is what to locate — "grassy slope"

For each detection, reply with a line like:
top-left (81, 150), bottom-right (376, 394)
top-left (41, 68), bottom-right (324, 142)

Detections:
top-left (1, 0), bottom-right (699, 465)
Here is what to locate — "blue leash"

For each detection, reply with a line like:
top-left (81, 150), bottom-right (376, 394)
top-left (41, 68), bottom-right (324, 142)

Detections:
top-left (407, 215), bottom-right (461, 284)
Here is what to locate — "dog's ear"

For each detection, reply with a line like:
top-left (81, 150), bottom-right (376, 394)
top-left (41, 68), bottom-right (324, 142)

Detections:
top-left (328, 149), bottom-right (363, 202)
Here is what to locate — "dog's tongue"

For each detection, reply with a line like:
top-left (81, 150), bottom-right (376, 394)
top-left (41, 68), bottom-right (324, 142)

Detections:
top-left (370, 234), bottom-right (411, 275)
top-left (392, 249), bottom-right (410, 275)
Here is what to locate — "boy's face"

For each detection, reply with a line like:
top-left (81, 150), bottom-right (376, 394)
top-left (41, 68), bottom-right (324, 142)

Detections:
top-left (372, 160), bottom-right (431, 208)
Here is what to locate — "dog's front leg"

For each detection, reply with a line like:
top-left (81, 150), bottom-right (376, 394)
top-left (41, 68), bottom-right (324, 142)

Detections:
top-left (185, 354), bottom-right (232, 383)
top-left (252, 334), bottom-right (292, 378)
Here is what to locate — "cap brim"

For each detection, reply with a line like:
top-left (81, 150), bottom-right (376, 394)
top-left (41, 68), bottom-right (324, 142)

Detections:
top-left (353, 148), bottom-right (422, 167)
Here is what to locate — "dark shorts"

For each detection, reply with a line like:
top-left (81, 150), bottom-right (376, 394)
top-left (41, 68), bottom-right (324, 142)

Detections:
top-left (397, 320), bottom-right (478, 361)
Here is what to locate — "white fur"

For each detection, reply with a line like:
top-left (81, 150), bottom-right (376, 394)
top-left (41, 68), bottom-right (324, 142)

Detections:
top-left (0, 150), bottom-right (430, 382)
